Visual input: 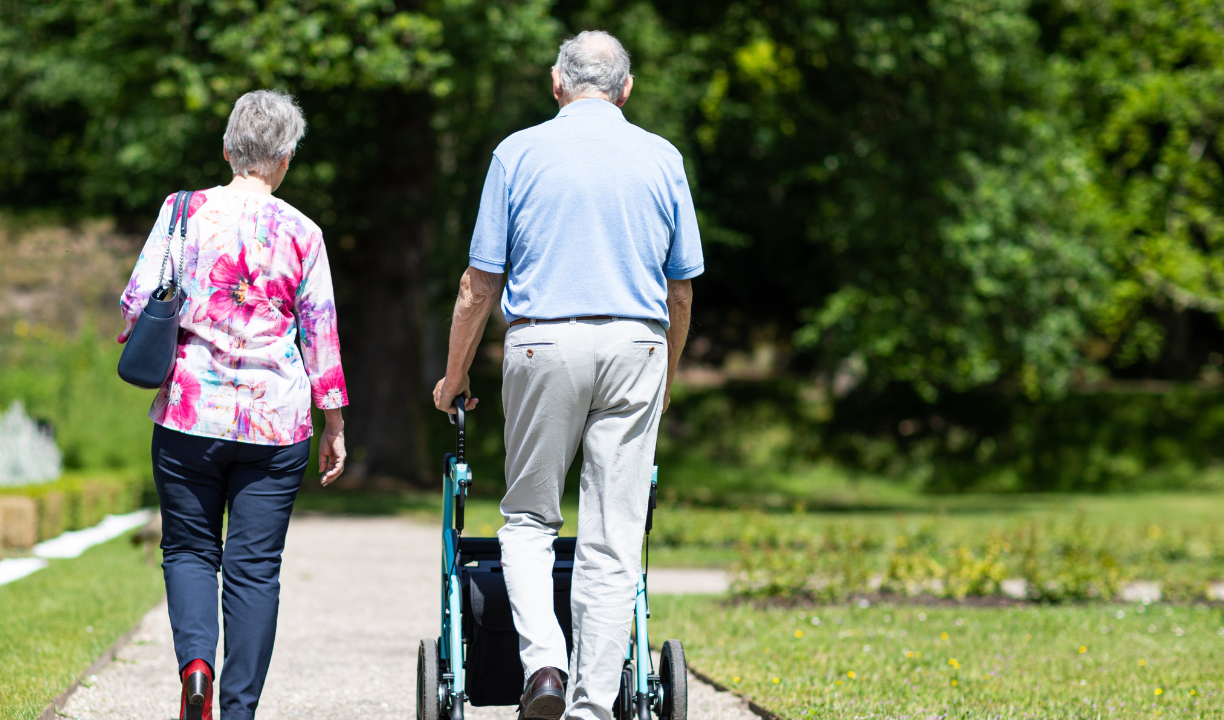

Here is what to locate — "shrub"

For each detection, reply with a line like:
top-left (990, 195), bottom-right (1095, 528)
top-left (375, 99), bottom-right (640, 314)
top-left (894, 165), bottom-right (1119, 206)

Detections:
top-left (0, 400), bottom-right (61, 485)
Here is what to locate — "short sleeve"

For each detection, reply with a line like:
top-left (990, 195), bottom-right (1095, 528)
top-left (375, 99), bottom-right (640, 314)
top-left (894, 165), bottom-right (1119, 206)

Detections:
top-left (664, 165), bottom-right (704, 280)
top-left (469, 156), bottom-right (510, 274)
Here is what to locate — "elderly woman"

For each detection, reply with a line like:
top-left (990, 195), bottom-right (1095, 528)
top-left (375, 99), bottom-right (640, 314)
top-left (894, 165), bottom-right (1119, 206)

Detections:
top-left (118, 89), bottom-right (347, 720)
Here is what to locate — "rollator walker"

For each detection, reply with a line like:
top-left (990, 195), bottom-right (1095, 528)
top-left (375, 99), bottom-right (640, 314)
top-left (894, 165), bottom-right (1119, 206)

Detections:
top-left (416, 398), bottom-right (688, 720)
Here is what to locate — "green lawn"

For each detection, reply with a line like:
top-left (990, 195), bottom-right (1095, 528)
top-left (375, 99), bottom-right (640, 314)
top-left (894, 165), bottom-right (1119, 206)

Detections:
top-left (652, 595), bottom-right (1224, 719)
top-left (0, 535), bottom-right (163, 720)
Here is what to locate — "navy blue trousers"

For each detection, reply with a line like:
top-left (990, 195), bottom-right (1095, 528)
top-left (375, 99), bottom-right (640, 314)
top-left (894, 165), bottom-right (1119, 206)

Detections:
top-left (152, 424), bottom-right (308, 720)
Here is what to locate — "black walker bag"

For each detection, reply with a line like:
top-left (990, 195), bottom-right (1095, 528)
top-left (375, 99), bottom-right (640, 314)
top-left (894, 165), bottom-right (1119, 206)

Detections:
top-left (118, 190), bottom-right (194, 389)
top-left (460, 537), bottom-right (576, 706)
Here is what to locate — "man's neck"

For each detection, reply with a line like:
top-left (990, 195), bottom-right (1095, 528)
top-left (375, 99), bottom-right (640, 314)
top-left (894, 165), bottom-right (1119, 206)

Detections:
top-left (556, 93), bottom-right (610, 109)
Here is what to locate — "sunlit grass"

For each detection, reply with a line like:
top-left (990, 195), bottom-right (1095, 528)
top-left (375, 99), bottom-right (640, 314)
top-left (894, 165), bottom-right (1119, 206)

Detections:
top-left (652, 595), bottom-right (1224, 719)
top-left (0, 534), bottom-right (163, 720)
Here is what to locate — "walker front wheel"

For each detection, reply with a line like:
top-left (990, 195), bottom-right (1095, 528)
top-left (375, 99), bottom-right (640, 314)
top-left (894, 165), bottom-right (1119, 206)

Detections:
top-left (417, 639), bottom-right (443, 720)
top-left (658, 640), bottom-right (687, 720)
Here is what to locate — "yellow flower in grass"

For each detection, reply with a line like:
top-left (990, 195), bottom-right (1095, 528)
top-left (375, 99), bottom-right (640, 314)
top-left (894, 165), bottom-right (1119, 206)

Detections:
top-left (835, 680), bottom-right (842, 686)
top-left (732, 677), bottom-right (740, 683)
top-left (1155, 688), bottom-right (1163, 695)
top-left (905, 651), bottom-right (914, 658)
top-left (940, 632), bottom-right (949, 641)
top-left (1139, 659), bottom-right (1147, 667)
top-left (948, 658), bottom-right (960, 669)
top-left (772, 677), bottom-right (780, 684)
top-left (952, 679), bottom-right (958, 687)
top-left (794, 630), bottom-right (804, 639)
top-left (847, 671), bottom-right (856, 679)
top-left (1079, 646), bottom-right (1087, 654)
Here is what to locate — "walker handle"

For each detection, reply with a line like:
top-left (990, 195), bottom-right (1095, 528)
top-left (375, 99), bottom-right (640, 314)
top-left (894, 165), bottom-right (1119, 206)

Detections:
top-left (450, 395), bottom-right (466, 464)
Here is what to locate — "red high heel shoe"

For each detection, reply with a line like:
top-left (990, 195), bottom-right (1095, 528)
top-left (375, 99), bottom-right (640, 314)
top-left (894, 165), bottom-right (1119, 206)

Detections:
top-left (179, 659), bottom-right (213, 720)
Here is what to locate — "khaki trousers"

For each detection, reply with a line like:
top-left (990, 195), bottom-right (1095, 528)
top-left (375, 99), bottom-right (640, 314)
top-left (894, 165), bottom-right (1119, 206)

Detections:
top-left (498, 317), bottom-right (667, 720)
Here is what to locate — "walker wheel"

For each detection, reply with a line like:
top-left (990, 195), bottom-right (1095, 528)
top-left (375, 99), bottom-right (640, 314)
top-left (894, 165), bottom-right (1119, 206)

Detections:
top-left (417, 639), bottom-right (443, 720)
top-left (659, 640), bottom-right (687, 720)
top-left (613, 661), bottom-right (635, 720)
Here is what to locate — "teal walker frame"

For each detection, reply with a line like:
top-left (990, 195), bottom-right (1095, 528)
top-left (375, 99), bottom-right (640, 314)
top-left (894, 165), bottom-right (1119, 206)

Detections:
top-left (416, 398), bottom-right (688, 720)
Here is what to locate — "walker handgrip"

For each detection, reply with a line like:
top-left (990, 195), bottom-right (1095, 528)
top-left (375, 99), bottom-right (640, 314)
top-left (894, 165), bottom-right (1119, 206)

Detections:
top-left (452, 396), bottom-right (466, 464)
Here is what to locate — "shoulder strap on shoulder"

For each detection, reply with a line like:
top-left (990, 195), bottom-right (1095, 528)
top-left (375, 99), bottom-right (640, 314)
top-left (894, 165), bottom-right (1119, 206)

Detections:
top-left (158, 191), bottom-right (188, 288)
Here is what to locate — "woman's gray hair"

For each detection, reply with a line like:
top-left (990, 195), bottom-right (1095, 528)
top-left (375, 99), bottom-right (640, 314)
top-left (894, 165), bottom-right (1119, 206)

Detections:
top-left (555, 30), bottom-right (631, 103)
top-left (223, 90), bottom-right (306, 178)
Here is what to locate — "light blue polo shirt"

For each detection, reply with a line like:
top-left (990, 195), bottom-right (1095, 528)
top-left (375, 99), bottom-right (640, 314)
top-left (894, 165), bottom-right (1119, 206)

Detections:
top-left (468, 98), bottom-right (704, 329)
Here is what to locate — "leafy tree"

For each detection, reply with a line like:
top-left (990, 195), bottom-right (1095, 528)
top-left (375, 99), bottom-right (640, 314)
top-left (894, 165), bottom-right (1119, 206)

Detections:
top-left (1038, 0), bottom-right (1224, 378)
top-left (567, 0), bottom-right (1115, 400)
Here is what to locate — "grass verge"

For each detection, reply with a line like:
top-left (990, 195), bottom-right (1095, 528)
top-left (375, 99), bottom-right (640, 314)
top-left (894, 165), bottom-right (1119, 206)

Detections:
top-left (651, 594), bottom-right (1224, 719)
top-left (0, 534), bottom-right (163, 720)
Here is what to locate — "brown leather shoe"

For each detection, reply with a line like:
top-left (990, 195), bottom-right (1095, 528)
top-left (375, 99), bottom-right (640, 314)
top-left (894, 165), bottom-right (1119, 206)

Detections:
top-left (519, 667), bottom-right (566, 720)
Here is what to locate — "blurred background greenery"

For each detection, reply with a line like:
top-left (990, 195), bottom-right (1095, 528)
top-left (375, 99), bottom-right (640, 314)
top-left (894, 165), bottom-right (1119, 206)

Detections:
top-left (1, 0), bottom-right (1223, 500)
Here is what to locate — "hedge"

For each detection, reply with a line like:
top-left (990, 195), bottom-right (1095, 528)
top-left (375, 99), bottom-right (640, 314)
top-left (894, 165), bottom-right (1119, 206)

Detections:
top-left (0, 470), bottom-right (146, 549)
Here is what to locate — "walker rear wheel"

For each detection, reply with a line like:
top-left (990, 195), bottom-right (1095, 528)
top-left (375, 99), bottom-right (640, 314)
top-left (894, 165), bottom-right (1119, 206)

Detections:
top-left (417, 639), bottom-right (442, 720)
top-left (613, 662), bottom-right (635, 720)
top-left (658, 640), bottom-right (687, 720)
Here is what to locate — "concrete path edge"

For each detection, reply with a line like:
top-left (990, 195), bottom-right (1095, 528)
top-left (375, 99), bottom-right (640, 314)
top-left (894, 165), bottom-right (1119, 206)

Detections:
top-left (38, 613), bottom-right (151, 720)
top-left (685, 665), bottom-right (781, 720)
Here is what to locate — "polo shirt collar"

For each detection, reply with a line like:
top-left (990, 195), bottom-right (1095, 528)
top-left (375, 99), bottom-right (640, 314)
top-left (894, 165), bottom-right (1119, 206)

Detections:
top-left (556, 98), bottom-right (625, 120)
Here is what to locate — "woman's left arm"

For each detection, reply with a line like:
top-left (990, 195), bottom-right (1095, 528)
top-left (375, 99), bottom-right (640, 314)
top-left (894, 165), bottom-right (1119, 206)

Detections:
top-left (296, 229), bottom-right (349, 485)
top-left (118, 197), bottom-right (176, 343)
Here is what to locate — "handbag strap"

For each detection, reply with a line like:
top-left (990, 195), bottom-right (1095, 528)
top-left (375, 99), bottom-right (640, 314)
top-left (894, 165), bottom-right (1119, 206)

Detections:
top-left (157, 191), bottom-right (188, 289)
top-left (173, 190), bottom-right (196, 292)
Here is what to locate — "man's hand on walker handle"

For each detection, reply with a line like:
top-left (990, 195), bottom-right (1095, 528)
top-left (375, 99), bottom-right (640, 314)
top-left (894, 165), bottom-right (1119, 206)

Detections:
top-left (433, 374), bottom-right (479, 414)
top-left (319, 408), bottom-right (347, 486)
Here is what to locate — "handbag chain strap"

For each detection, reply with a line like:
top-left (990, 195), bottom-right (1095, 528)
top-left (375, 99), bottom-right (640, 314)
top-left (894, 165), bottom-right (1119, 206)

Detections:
top-left (156, 190), bottom-right (195, 294)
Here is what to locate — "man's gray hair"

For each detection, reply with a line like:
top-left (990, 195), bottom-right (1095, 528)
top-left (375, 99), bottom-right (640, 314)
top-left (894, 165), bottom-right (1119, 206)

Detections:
top-left (555, 30), bottom-right (631, 103)
top-left (223, 90), bottom-right (306, 178)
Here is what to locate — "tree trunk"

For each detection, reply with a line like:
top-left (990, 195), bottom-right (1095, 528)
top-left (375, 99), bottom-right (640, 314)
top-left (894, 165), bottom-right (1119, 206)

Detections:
top-left (343, 91), bottom-right (434, 484)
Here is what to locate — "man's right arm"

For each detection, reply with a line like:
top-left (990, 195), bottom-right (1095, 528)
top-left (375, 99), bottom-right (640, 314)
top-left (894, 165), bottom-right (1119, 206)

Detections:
top-left (663, 278), bottom-right (693, 413)
top-left (433, 266), bottom-right (503, 413)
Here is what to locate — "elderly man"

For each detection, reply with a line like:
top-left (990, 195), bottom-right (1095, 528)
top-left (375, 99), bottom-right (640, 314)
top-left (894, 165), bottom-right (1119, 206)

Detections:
top-left (433, 30), bottom-right (703, 720)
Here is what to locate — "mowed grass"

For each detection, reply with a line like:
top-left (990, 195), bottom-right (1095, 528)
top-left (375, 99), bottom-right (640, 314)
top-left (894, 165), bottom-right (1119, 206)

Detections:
top-left (651, 595), bottom-right (1224, 719)
top-left (0, 535), bottom-right (163, 720)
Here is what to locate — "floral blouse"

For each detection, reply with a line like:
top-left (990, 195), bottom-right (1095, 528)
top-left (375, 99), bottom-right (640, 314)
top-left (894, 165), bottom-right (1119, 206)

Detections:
top-left (120, 187), bottom-right (348, 446)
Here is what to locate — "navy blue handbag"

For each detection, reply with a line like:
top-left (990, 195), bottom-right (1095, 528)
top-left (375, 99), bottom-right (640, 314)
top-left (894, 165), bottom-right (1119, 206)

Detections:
top-left (118, 190), bottom-right (195, 389)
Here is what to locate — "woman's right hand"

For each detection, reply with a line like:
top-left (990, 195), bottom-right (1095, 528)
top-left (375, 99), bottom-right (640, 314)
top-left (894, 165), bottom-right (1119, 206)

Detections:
top-left (319, 408), bottom-right (346, 486)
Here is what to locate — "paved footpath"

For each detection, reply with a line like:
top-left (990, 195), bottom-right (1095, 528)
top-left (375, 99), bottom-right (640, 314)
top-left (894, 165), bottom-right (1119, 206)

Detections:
top-left (60, 516), bottom-right (754, 720)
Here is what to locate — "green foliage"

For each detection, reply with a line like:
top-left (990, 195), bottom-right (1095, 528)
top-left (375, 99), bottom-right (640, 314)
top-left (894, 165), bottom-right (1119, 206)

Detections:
top-left (0, 332), bottom-right (155, 476)
top-left (730, 513), bottom-right (1224, 603)
top-left (3, 0), bottom-right (1223, 479)
top-left (660, 380), bottom-right (1224, 494)
top-left (1043, 0), bottom-right (1224, 361)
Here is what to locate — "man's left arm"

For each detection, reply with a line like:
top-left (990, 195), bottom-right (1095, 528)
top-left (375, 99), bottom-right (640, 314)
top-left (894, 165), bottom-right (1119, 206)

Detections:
top-left (433, 266), bottom-right (504, 413)
top-left (663, 278), bottom-right (693, 413)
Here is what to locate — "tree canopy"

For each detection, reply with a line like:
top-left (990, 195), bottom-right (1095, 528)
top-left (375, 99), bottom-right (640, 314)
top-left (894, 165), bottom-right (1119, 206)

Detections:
top-left (1, 0), bottom-right (1221, 479)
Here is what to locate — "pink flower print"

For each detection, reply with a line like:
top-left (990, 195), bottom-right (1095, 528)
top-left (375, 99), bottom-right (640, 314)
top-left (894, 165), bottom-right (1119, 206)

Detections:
top-left (186, 191), bottom-right (207, 218)
top-left (256, 278), bottom-right (296, 335)
top-left (313, 366), bottom-right (347, 409)
top-left (162, 365), bottom-right (201, 429)
top-left (206, 246), bottom-right (266, 325)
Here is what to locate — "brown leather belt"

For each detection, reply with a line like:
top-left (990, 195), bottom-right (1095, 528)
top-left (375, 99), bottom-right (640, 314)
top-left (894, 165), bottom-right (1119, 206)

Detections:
top-left (508, 315), bottom-right (618, 327)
